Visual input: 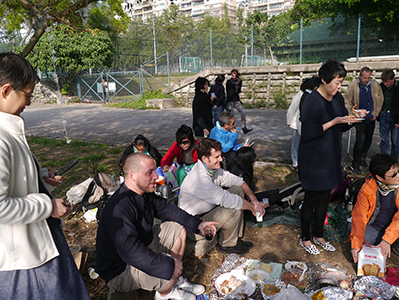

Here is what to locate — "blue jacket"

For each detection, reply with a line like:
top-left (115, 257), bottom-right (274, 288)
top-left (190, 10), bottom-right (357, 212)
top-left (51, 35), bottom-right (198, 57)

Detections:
top-left (209, 121), bottom-right (242, 153)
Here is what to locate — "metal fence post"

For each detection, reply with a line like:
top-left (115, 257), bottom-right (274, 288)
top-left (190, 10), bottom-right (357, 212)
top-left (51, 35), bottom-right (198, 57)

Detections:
top-left (167, 51), bottom-right (170, 86)
top-left (251, 24), bottom-right (254, 67)
top-left (210, 29), bottom-right (213, 68)
top-left (300, 18), bottom-right (303, 65)
top-left (356, 13), bottom-right (361, 62)
top-left (77, 76), bottom-right (81, 100)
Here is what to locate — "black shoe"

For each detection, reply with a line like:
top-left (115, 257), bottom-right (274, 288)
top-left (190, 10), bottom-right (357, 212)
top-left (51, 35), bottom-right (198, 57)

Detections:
top-left (216, 242), bottom-right (251, 255)
top-left (237, 238), bottom-right (254, 249)
top-left (360, 160), bottom-right (368, 167)
top-left (242, 127), bottom-right (253, 134)
top-left (353, 165), bottom-right (361, 174)
top-left (266, 206), bottom-right (284, 215)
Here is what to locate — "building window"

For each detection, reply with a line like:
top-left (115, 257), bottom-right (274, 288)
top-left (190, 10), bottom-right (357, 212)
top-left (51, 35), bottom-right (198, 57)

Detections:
top-left (269, 2), bottom-right (283, 9)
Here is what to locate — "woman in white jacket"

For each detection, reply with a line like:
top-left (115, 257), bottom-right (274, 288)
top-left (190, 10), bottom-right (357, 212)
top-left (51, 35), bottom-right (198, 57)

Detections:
top-left (286, 79), bottom-right (308, 169)
top-left (0, 53), bottom-right (90, 299)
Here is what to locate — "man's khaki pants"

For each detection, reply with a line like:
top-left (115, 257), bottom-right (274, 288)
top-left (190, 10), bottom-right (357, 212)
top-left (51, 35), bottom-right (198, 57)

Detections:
top-left (189, 186), bottom-right (244, 247)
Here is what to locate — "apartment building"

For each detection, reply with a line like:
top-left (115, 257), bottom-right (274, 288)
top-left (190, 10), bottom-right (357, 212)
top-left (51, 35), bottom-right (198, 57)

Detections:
top-left (123, 0), bottom-right (294, 25)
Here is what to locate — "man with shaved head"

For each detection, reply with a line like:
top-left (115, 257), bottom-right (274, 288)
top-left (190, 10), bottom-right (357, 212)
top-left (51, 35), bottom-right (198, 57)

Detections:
top-left (96, 153), bottom-right (218, 300)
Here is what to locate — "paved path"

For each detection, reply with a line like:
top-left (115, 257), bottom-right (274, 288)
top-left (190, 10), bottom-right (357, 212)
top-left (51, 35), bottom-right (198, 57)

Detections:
top-left (22, 103), bottom-right (381, 164)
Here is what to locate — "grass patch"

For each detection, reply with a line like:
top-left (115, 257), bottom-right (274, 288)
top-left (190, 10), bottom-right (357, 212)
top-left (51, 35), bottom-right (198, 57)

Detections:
top-left (28, 137), bottom-right (124, 199)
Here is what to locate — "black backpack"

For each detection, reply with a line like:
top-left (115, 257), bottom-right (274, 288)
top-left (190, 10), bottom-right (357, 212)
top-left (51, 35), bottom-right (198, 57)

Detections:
top-left (69, 173), bottom-right (114, 221)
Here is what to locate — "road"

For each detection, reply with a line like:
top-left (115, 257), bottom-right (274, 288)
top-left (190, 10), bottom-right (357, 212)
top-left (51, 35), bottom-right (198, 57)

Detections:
top-left (22, 103), bottom-right (381, 165)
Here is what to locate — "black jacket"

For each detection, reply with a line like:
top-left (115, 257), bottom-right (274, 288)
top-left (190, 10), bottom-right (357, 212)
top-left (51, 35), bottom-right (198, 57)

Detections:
top-left (226, 78), bottom-right (242, 103)
top-left (209, 82), bottom-right (226, 108)
top-left (192, 90), bottom-right (213, 136)
top-left (380, 80), bottom-right (399, 124)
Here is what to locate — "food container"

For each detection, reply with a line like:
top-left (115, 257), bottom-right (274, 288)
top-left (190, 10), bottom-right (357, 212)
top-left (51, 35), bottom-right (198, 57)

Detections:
top-left (317, 278), bottom-right (339, 289)
top-left (357, 244), bottom-right (386, 277)
top-left (280, 268), bottom-right (307, 291)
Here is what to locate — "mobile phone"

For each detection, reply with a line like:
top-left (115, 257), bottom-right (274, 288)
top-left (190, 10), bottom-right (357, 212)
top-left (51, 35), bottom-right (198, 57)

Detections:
top-left (55, 159), bottom-right (79, 176)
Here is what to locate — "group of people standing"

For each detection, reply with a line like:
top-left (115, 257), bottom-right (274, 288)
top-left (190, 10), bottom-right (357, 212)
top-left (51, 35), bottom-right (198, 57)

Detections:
top-left (192, 69), bottom-right (253, 140)
top-left (287, 60), bottom-right (399, 261)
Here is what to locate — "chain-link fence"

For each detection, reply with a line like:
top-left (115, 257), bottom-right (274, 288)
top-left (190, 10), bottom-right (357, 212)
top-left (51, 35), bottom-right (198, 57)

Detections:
top-left (110, 15), bottom-right (399, 73)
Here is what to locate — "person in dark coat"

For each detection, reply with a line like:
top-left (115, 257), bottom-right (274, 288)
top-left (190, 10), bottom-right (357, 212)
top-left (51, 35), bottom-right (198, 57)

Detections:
top-left (298, 58), bottom-right (367, 255)
top-left (119, 134), bottom-right (163, 168)
top-left (192, 77), bottom-right (213, 138)
top-left (209, 74), bottom-right (226, 126)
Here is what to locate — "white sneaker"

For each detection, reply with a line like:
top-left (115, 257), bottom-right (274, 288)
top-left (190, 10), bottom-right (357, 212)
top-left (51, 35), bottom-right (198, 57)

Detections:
top-left (154, 286), bottom-right (196, 300)
top-left (176, 276), bottom-right (205, 296)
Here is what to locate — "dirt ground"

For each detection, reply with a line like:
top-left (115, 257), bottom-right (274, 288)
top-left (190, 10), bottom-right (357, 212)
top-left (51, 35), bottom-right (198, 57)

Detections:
top-left (64, 165), bottom-right (399, 300)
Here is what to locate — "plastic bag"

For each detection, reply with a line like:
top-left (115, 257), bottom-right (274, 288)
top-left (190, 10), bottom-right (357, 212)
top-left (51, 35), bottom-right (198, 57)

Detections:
top-left (66, 178), bottom-right (92, 205)
top-left (271, 285), bottom-right (311, 300)
top-left (353, 276), bottom-right (396, 300)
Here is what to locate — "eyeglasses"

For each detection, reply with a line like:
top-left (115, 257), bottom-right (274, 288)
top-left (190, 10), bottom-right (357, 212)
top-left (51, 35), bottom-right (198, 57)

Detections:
top-left (18, 89), bottom-right (34, 101)
top-left (180, 140), bottom-right (190, 146)
top-left (388, 171), bottom-right (399, 178)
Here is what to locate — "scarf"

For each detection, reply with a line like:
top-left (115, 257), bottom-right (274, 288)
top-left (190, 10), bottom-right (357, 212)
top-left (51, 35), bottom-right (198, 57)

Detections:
top-left (230, 77), bottom-right (242, 94)
top-left (377, 179), bottom-right (399, 196)
top-left (202, 162), bottom-right (216, 176)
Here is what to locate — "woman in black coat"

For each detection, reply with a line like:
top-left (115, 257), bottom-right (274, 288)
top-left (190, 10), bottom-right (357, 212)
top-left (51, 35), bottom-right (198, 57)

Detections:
top-left (298, 59), bottom-right (367, 255)
top-left (192, 77), bottom-right (213, 137)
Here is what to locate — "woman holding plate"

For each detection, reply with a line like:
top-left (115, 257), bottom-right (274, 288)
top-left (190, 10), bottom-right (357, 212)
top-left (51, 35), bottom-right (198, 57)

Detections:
top-left (298, 59), bottom-right (367, 255)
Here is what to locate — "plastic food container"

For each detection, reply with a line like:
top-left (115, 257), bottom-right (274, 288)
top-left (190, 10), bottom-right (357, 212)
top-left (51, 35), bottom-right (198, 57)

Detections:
top-left (280, 268), bottom-right (307, 291)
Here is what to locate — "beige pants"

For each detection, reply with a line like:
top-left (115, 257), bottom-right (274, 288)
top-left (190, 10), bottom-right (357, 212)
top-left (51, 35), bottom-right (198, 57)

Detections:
top-left (189, 186), bottom-right (245, 247)
top-left (107, 221), bottom-right (183, 293)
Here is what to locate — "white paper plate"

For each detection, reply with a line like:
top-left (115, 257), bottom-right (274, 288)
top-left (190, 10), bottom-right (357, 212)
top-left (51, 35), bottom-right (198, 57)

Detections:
top-left (248, 269), bottom-right (270, 282)
top-left (215, 272), bottom-right (256, 296)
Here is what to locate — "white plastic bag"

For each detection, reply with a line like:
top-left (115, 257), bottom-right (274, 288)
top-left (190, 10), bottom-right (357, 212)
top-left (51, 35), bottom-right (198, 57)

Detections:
top-left (271, 285), bottom-right (311, 300)
top-left (66, 178), bottom-right (92, 205)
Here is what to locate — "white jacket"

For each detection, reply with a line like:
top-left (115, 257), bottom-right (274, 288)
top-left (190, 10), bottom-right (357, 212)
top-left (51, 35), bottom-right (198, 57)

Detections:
top-left (286, 91), bottom-right (303, 130)
top-left (178, 161), bottom-right (244, 216)
top-left (0, 111), bottom-right (58, 271)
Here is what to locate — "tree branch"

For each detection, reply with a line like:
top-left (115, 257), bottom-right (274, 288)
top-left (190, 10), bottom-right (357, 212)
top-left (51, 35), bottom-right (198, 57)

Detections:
top-left (19, 19), bottom-right (47, 58)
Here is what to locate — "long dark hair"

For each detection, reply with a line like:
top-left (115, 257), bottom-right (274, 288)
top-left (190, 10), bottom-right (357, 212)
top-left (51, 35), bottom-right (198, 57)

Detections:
top-left (133, 134), bottom-right (150, 148)
top-left (235, 147), bottom-right (256, 187)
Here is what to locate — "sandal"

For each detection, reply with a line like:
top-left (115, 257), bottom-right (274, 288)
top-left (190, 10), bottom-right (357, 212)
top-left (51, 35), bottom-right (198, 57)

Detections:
top-left (299, 239), bottom-right (320, 255)
top-left (313, 237), bottom-right (336, 252)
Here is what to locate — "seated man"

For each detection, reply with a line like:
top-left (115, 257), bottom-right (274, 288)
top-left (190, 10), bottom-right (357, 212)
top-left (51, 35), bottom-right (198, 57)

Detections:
top-left (209, 111), bottom-right (249, 171)
top-left (96, 153), bottom-right (218, 300)
top-left (179, 138), bottom-right (267, 255)
top-left (350, 153), bottom-right (399, 264)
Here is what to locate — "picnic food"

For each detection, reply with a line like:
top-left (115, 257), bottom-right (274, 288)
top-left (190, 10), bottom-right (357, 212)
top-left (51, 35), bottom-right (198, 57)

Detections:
top-left (259, 263), bottom-right (272, 273)
top-left (263, 284), bottom-right (280, 296)
top-left (220, 275), bottom-right (246, 294)
top-left (281, 269), bottom-right (307, 291)
top-left (362, 263), bottom-right (381, 277)
top-left (347, 115), bottom-right (357, 119)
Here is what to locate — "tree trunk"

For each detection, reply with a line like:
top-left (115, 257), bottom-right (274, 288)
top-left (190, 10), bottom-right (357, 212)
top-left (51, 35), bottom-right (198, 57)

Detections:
top-left (19, 20), bottom-right (47, 58)
top-left (268, 45), bottom-right (275, 64)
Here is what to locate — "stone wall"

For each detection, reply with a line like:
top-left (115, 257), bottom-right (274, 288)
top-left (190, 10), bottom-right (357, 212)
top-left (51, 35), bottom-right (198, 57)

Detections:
top-left (163, 61), bottom-right (399, 107)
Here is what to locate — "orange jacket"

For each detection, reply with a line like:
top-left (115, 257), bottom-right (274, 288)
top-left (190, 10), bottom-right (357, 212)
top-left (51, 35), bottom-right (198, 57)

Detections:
top-left (350, 175), bottom-right (399, 250)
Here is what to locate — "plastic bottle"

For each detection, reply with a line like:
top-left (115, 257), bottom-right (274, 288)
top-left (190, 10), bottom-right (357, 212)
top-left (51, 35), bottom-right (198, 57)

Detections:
top-left (183, 164), bottom-right (191, 175)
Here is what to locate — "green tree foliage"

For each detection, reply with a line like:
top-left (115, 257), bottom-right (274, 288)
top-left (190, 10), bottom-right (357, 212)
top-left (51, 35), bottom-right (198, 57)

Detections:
top-left (290, 0), bottom-right (399, 28)
top-left (239, 11), bottom-right (297, 61)
top-left (26, 25), bottom-right (114, 81)
top-left (0, 0), bottom-right (126, 57)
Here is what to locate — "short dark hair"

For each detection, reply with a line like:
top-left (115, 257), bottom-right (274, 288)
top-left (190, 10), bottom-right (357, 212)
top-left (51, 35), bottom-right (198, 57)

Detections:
top-left (318, 58), bottom-right (347, 84)
top-left (381, 69), bottom-right (395, 81)
top-left (195, 77), bottom-right (209, 91)
top-left (197, 138), bottom-right (222, 161)
top-left (360, 67), bottom-right (371, 77)
top-left (176, 124), bottom-right (194, 145)
top-left (0, 52), bottom-right (39, 90)
top-left (300, 78), bottom-right (311, 92)
top-left (215, 74), bottom-right (225, 83)
top-left (369, 153), bottom-right (398, 180)
top-left (219, 111), bottom-right (234, 127)
top-left (231, 69), bottom-right (240, 78)
top-left (133, 134), bottom-right (150, 148)
top-left (309, 76), bottom-right (321, 90)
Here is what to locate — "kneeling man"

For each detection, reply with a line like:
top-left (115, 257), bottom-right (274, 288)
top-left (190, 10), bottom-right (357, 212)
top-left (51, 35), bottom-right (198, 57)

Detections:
top-left (179, 138), bottom-right (267, 255)
top-left (96, 153), bottom-right (218, 300)
top-left (351, 153), bottom-right (399, 263)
